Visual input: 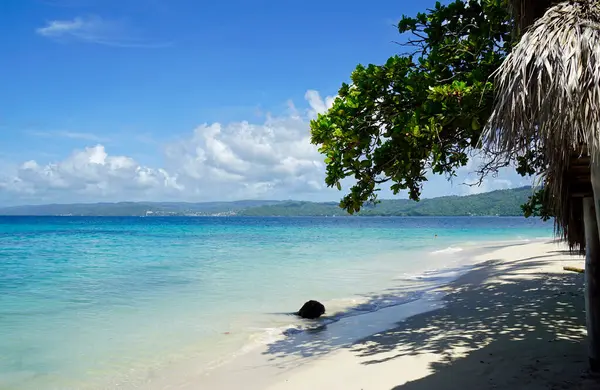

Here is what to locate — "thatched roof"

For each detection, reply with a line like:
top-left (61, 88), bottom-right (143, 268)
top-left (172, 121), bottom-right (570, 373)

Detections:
top-left (481, 0), bottom-right (600, 252)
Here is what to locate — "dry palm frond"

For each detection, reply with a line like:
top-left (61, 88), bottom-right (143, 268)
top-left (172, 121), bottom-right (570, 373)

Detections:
top-left (481, 0), bottom-right (600, 251)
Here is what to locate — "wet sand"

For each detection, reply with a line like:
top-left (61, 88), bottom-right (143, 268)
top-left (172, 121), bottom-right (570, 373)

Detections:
top-left (181, 240), bottom-right (600, 390)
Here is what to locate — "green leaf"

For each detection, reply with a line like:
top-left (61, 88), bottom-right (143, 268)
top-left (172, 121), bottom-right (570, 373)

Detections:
top-left (309, 0), bottom-right (541, 217)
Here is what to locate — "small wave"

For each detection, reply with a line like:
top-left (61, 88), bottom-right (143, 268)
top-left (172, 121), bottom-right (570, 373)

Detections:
top-left (216, 259), bottom-right (484, 377)
top-left (431, 246), bottom-right (463, 254)
top-left (396, 262), bottom-right (478, 287)
top-left (247, 291), bottom-right (428, 350)
top-left (400, 269), bottom-right (466, 284)
top-left (230, 257), bottom-right (488, 365)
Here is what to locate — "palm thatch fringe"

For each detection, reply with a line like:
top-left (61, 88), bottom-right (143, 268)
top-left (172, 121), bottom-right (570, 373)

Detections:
top-left (481, 0), bottom-right (600, 252)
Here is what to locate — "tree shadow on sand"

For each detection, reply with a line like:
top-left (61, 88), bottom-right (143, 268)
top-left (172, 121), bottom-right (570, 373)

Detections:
top-left (262, 252), bottom-right (600, 388)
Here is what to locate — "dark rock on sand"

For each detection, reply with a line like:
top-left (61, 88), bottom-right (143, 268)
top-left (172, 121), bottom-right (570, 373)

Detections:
top-left (297, 300), bottom-right (325, 319)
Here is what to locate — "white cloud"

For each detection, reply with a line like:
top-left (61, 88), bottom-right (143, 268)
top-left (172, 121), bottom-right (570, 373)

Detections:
top-left (0, 145), bottom-right (183, 202)
top-left (161, 94), bottom-right (335, 200)
top-left (463, 178), bottom-right (514, 195)
top-left (36, 16), bottom-right (112, 40)
top-left (0, 90), bottom-right (526, 205)
top-left (305, 90), bottom-right (336, 119)
top-left (27, 130), bottom-right (109, 142)
top-left (421, 152), bottom-right (526, 198)
top-left (35, 16), bottom-right (170, 48)
top-left (0, 91), bottom-right (335, 203)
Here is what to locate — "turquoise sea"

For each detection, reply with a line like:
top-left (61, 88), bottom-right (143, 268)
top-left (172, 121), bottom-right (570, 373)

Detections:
top-left (0, 216), bottom-right (553, 389)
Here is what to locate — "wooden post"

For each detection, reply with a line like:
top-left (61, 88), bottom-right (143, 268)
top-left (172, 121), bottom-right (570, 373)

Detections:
top-left (583, 197), bottom-right (600, 372)
top-left (587, 159), bottom-right (600, 372)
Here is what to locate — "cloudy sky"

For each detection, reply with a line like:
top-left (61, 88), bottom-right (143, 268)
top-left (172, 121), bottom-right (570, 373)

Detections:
top-left (0, 0), bottom-right (528, 206)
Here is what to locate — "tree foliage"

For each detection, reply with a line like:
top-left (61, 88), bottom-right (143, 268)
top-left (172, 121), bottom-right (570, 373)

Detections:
top-left (514, 149), bottom-right (552, 220)
top-left (520, 186), bottom-right (552, 221)
top-left (310, 0), bottom-right (515, 214)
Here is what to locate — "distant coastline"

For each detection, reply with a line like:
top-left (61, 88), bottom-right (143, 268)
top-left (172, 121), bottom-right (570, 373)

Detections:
top-left (0, 187), bottom-right (537, 217)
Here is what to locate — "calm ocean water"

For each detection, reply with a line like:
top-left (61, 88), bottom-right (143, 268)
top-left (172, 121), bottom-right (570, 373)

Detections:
top-left (0, 216), bottom-right (553, 389)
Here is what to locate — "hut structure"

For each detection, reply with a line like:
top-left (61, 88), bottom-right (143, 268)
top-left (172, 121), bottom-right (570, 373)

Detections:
top-left (481, 0), bottom-right (600, 370)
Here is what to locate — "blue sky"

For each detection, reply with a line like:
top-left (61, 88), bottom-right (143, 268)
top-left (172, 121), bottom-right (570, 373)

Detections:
top-left (0, 0), bottom-right (527, 205)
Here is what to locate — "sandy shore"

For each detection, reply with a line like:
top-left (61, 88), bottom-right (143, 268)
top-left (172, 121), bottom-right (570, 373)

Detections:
top-left (154, 240), bottom-right (600, 389)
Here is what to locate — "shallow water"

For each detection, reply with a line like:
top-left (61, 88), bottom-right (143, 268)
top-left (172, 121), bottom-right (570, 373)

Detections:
top-left (0, 216), bottom-right (552, 389)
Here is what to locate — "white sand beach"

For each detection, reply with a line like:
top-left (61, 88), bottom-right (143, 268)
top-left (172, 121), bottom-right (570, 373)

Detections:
top-left (149, 240), bottom-right (600, 390)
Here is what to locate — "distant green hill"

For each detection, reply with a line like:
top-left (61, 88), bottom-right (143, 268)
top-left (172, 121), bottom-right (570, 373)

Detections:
top-left (0, 200), bottom-right (282, 217)
top-left (0, 187), bottom-right (537, 217)
top-left (237, 187), bottom-right (534, 217)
